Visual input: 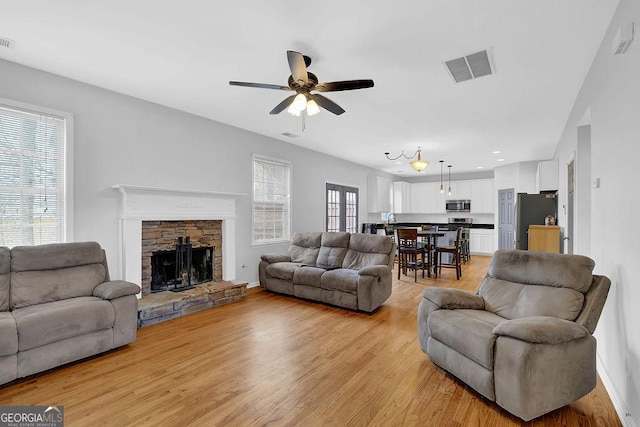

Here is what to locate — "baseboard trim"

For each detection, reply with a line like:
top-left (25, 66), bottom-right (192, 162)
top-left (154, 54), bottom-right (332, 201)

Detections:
top-left (247, 281), bottom-right (260, 289)
top-left (597, 351), bottom-right (637, 427)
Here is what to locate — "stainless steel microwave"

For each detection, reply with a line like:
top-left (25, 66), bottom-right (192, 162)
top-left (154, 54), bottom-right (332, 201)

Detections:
top-left (446, 199), bottom-right (471, 212)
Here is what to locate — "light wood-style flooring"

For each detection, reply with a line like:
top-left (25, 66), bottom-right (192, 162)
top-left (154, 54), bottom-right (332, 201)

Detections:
top-left (0, 256), bottom-right (621, 426)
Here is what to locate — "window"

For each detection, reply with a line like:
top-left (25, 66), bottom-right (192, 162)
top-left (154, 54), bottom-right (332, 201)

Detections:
top-left (0, 100), bottom-right (72, 247)
top-left (253, 156), bottom-right (291, 244)
top-left (326, 183), bottom-right (358, 233)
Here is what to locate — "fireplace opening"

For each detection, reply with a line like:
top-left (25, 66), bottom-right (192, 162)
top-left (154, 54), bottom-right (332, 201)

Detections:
top-left (150, 237), bottom-right (215, 293)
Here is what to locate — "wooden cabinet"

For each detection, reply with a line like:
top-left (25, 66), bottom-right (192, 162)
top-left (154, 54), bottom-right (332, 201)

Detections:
top-left (471, 179), bottom-right (494, 213)
top-left (367, 176), bottom-right (391, 213)
top-left (536, 160), bottom-right (559, 192)
top-left (528, 225), bottom-right (560, 253)
top-left (470, 229), bottom-right (495, 255)
top-left (392, 181), bottom-right (411, 213)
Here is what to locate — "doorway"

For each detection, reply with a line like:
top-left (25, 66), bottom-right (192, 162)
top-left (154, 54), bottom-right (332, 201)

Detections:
top-left (326, 183), bottom-right (359, 233)
top-left (567, 160), bottom-right (574, 254)
top-left (498, 188), bottom-right (515, 250)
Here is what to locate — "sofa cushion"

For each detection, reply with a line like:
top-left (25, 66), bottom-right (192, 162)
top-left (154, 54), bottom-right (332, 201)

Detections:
top-left (479, 277), bottom-right (585, 321)
top-left (10, 242), bottom-right (105, 272)
top-left (293, 266), bottom-right (326, 287)
top-left (0, 312), bottom-right (17, 357)
top-left (316, 232), bottom-right (350, 269)
top-left (488, 250), bottom-right (594, 293)
top-left (265, 262), bottom-right (303, 281)
top-left (428, 309), bottom-right (504, 370)
top-left (11, 264), bottom-right (107, 309)
top-left (0, 247), bottom-right (9, 311)
top-left (13, 296), bottom-right (115, 352)
top-left (342, 234), bottom-right (392, 270)
top-left (287, 232), bottom-right (322, 264)
top-left (321, 269), bottom-right (359, 293)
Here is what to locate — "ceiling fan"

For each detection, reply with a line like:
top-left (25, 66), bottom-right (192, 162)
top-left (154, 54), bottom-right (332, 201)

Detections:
top-left (229, 50), bottom-right (374, 117)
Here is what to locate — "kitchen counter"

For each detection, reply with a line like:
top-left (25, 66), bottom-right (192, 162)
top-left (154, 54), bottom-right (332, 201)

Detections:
top-left (388, 222), bottom-right (494, 230)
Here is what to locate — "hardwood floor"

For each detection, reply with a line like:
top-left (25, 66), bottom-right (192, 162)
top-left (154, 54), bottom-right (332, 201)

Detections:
top-left (0, 256), bottom-right (621, 426)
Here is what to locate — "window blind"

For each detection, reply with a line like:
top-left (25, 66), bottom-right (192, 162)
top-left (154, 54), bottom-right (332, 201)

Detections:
top-left (0, 105), bottom-right (66, 247)
top-left (253, 157), bottom-right (291, 244)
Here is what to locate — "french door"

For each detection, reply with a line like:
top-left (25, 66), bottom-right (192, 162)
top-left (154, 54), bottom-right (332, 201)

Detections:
top-left (326, 183), bottom-right (358, 233)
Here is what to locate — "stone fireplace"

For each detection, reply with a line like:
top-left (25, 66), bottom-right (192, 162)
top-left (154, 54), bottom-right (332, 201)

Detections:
top-left (112, 185), bottom-right (245, 298)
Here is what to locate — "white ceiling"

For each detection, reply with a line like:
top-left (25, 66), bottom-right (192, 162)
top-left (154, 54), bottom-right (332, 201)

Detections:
top-left (0, 0), bottom-right (619, 177)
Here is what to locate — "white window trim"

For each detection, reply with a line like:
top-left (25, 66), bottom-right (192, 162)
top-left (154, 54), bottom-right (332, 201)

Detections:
top-left (0, 97), bottom-right (74, 243)
top-left (251, 153), bottom-right (291, 246)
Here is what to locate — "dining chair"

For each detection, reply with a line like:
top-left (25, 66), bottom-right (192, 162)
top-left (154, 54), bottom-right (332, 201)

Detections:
top-left (397, 228), bottom-right (428, 281)
top-left (435, 227), bottom-right (462, 280)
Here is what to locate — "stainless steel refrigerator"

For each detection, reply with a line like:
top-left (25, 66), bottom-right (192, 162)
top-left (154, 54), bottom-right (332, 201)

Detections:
top-left (515, 193), bottom-right (557, 250)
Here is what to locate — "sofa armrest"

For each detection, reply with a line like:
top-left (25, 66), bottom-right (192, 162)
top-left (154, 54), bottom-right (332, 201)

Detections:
top-left (493, 316), bottom-right (590, 344)
top-left (94, 280), bottom-right (141, 300)
top-left (261, 253), bottom-right (291, 263)
top-left (358, 265), bottom-right (391, 277)
top-left (421, 287), bottom-right (485, 310)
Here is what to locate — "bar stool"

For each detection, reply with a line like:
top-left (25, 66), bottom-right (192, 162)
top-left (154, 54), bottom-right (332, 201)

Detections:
top-left (435, 227), bottom-right (462, 280)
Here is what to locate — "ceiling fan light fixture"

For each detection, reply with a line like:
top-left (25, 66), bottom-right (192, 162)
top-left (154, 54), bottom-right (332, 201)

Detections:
top-left (292, 93), bottom-right (307, 111)
top-left (287, 104), bottom-right (301, 116)
top-left (306, 99), bottom-right (320, 116)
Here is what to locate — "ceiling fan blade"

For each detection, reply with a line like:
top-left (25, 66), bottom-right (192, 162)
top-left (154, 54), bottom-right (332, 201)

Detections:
top-left (314, 80), bottom-right (375, 92)
top-left (287, 50), bottom-right (308, 87)
top-left (229, 81), bottom-right (292, 91)
top-left (310, 94), bottom-right (345, 115)
top-left (269, 95), bottom-right (297, 114)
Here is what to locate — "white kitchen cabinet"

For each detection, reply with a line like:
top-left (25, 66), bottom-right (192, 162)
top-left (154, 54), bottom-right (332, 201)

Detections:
top-left (471, 179), bottom-right (494, 213)
top-left (536, 160), bottom-right (559, 192)
top-left (392, 181), bottom-right (411, 213)
top-left (445, 180), bottom-right (472, 200)
top-left (367, 176), bottom-right (391, 213)
top-left (470, 229), bottom-right (495, 255)
top-left (426, 182), bottom-right (447, 213)
top-left (410, 182), bottom-right (428, 213)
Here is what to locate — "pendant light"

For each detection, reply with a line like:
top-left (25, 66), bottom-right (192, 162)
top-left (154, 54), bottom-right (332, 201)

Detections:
top-left (448, 165), bottom-right (452, 196)
top-left (384, 146), bottom-right (429, 172)
top-left (439, 160), bottom-right (444, 194)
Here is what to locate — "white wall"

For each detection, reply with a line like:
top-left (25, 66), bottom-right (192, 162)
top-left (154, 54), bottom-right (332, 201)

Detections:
top-left (0, 58), bottom-right (392, 285)
top-left (553, 0), bottom-right (639, 423)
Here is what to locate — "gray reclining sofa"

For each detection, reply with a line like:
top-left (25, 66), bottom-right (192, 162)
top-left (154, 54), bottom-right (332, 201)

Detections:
top-left (0, 241), bottom-right (140, 386)
top-left (259, 232), bottom-right (396, 312)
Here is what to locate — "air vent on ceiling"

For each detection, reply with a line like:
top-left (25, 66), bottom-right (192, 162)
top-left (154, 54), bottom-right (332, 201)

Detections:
top-left (281, 132), bottom-right (299, 138)
top-left (0, 37), bottom-right (16, 49)
top-left (444, 49), bottom-right (495, 83)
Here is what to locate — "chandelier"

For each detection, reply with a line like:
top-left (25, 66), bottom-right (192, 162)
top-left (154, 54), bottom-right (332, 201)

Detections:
top-left (384, 147), bottom-right (429, 172)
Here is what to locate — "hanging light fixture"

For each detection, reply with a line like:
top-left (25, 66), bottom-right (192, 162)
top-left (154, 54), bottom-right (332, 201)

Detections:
top-left (448, 165), bottom-right (452, 196)
top-left (384, 147), bottom-right (430, 172)
top-left (439, 160), bottom-right (444, 193)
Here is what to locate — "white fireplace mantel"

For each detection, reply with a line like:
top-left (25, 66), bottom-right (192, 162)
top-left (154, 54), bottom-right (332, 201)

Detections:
top-left (112, 185), bottom-right (247, 295)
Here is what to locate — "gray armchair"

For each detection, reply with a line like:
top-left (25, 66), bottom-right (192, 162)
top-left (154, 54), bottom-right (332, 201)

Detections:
top-left (417, 249), bottom-right (610, 421)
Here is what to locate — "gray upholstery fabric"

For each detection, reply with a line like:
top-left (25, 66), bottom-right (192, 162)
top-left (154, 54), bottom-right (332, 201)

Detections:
top-left (259, 232), bottom-right (394, 312)
top-left (287, 232), bottom-right (322, 264)
top-left (13, 297), bottom-right (115, 351)
top-left (10, 241), bottom-right (105, 272)
top-left (0, 312), bottom-right (17, 356)
top-left (493, 316), bottom-right (589, 344)
top-left (417, 249), bottom-right (610, 421)
top-left (293, 266), bottom-right (326, 287)
top-left (0, 247), bottom-right (9, 311)
top-left (17, 329), bottom-right (114, 378)
top-left (0, 355), bottom-right (17, 385)
top-left (11, 264), bottom-right (107, 309)
top-left (479, 277), bottom-right (584, 321)
top-left (111, 295), bottom-right (138, 347)
top-left (422, 287), bottom-right (485, 310)
top-left (316, 232), bottom-right (350, 269)
top-left (93, 280), bottom-right (141, 300)
top-left (494, 335), bottom-right (596, 421)
top-left (488, 250), bottom-right (594, 292)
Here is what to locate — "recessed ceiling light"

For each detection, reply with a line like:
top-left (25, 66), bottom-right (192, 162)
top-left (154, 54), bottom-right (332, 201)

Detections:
top-left (492, 150), bottom-right (501, 154)
top-left (496, 158), bottom-right (505, 162)
top-left (395, 161), bottom-right (402, 165)
top-left (477, 166), bottom-right (484, 169)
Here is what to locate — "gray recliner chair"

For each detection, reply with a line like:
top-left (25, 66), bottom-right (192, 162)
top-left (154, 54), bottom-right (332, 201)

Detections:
top-left (417, 249), bottom-right (610, 421)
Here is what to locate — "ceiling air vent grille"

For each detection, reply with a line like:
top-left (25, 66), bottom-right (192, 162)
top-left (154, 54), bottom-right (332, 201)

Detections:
top-left (0, 37), bottom-right (15, 49)
top-left (281, 132), bottom-right (299, 138)
top-left (444, 49), bottom-right (494, 83)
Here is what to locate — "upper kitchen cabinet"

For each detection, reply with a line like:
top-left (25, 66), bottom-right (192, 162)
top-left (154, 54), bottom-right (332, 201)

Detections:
top-left (367, 176), bottom-right (392, 213)
top-left (410, 182), bottom-right (428, 213)
top-left (536, 160), bottom-right (559, 192)
top-left (446, 181), bottom-right (473, 200)
top-left (392, 181), bottom-right (411, 213)
top-left (471, 179), bottom-right (494, 213)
